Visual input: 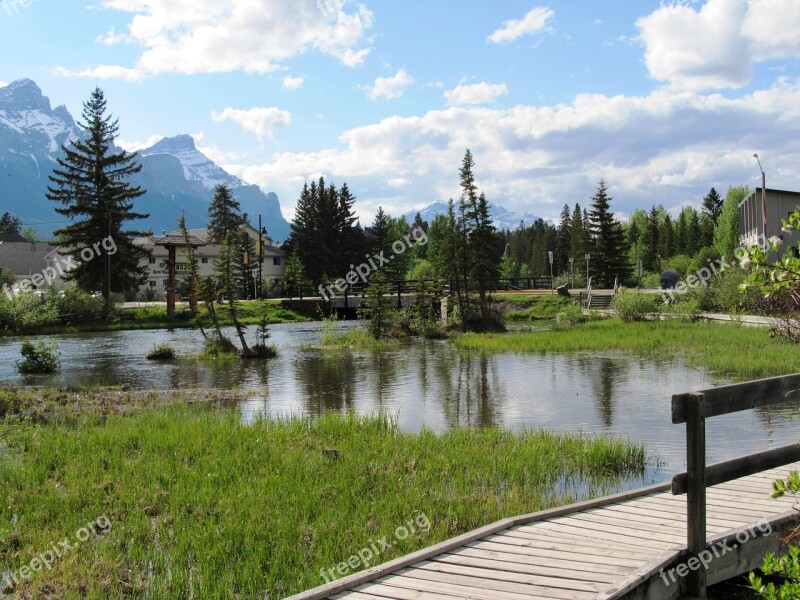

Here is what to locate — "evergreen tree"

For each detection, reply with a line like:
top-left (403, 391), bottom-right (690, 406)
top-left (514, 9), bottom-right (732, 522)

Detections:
top-left (0, 212), bottom-right (21, 234)
top-left (658, 214), bottom-right (674, 260)
top-left (587, 179), bottom-right (629, 287)
top-left (569, 203), bottom-right (587, 260)
top-left (207, 184), bottom-right (243, 243)
top-left (238, 229), bottom-right (257, 299)
top-left (674, 209), bottom-right (687, 255)
top-left (411, 212), bottom-right (429, 260)
top-left (702, 187), bottom-right (724, 223)
top-left (46, 87), bottom-right (149, 306)
top-left (642, 206), bottom-right (660, 272)
top-left (685, 207), bottom-right (702, 256)
top-left (554, 204), bottom-right (572, 275)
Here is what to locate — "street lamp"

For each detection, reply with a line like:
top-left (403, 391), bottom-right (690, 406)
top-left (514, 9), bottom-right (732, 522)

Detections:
top-left (753, 153), bottom-right (767, 239)
top-left (548, 251), bottom-right (554, 293)
top-left (257, 215), bottom-right (266, 300)
top-left (585, 253), bottom-right (591, 289)
top-left (569, 257), bottom-right (574, 289)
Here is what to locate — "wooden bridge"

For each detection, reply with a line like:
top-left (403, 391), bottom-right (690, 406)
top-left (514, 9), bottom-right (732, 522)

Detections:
top-left (287, 374), bottom-right (800, 600)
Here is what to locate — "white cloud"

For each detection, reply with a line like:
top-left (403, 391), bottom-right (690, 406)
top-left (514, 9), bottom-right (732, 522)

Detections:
top-left (0, 81), bottom-right (7, 88)
top-left (225, 79), bottom-right (800, 224)
top-left (487, 7), bottom-right (554, 44)
top-left (192, 132), bottom-right (247, 164)
top-left (637, 0), bottom-right (800, 90)
top-left (445, 82), bottom-right (508, 106)
top-left (282, 75), bottom-right (305, 91)
top-left (56, 0), bottom-right (373, 80)
top-left (211, 107), bottom-right (292, 140)
top-left (95, 26), bottom-right (128, 46)
top-left (366, 68), bottom-right (413, 100)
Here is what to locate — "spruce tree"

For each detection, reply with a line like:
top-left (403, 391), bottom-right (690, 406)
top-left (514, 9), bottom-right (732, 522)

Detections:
top-left (554, 204), bottom-right (572, 275)
top-left (0, 212), bottom-right (21, 234)
top-left (587, 179), bottom-right (629, 288)
top-left (702, 187), bottom-right (724, 223)
top-left (207, 184), bottom-right (243, 243)
top-left (47, 87), bottom-right (149, 306)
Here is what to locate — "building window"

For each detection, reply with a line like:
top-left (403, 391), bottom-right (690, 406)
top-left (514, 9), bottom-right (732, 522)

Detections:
top-left (149, 257), bottom-right (156, 264)
top-left (273, 257), bottom-right (281, 266)
top-left (149, 281), bottom-right (156, 287)
top-left (163, 279), bottom-right (169, 288)
top-left (201, 257), bottom-right (209, 264)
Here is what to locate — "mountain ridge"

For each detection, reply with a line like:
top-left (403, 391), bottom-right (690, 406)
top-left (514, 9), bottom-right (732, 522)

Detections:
top-left (0, 79), bottom-right (291, 242)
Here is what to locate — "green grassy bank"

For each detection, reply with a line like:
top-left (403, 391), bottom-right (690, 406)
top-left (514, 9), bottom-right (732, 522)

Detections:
top-left (0, 393), bottom-right (645, 599)
top-left (1, 300), bottom-right (309, 338)
top-left (453, 318), bottom-right (796, 380)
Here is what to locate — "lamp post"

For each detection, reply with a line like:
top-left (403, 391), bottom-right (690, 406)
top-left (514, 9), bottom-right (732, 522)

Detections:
top-left (585, 253), bottom-right (591, 289)
top-left (753, 153), bottom-right (766, 239)
top-left (569, 257), bottom-right (574, 289)
top-left (257, 215), bottom-right (264, 300)
top-left (548, 251), bottom-right (554, 293)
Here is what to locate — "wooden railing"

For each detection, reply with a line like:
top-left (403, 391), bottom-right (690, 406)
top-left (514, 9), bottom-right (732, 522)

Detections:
top-left (671, 374), bottom-right (800, 598)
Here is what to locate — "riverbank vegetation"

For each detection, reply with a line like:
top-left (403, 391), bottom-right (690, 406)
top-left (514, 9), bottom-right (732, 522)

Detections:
top-left (0, 286), bottom-right (308, 337)
top-left (453, 318), bottom-right (796, 380)
top-left (0, 392), bottom-right (646, 599)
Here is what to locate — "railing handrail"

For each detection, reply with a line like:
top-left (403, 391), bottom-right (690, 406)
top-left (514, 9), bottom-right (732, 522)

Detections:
top-left (671, 372), bottom-right (800, 598)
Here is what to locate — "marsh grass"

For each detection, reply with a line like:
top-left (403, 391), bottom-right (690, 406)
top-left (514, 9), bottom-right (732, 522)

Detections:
top-left (319, 326), bottom-right (399, 349)
top-left (0, 403), bottom-right (645, 599)
top-left (453, 318), bottom-right (796, 379)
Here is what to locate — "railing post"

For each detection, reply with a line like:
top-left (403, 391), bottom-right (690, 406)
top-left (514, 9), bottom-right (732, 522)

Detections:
top-left (686, 393), bottom-right (707, 598)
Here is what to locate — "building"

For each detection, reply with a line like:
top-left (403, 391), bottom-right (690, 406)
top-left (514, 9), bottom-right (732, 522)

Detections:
top-left (0, 240), bottom-right (57, 288)
top-left (136, 224), bottom-right (287, 299)
top-left (739, 187), bottom-right (800, 249)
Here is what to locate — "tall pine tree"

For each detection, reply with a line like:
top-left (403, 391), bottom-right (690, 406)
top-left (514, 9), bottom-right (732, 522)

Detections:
top-left (207, 184), bottom-right (244, 243)
top-left (587, 179), bottom-right (630, 288)
top-left (47, 87), bottom-right (149, 305)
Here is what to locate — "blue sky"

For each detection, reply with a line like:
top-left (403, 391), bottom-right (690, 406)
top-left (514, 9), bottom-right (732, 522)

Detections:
top-left (2, 0), bottom-right (800, 224)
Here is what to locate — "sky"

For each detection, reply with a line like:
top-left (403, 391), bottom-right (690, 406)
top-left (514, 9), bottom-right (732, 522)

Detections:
top-left (2, 0), bottom-right (800, 225)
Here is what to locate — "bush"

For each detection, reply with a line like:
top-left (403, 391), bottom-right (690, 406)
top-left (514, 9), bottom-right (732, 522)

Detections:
top-left (611, 289), bottom-right (661, 322)
top-left (200, 335), bottom-right (238, 359)
top-left (51, 284), bottom-right (104, 324)
top-left (555, 303), bottom-right (586, 327)
top-left (146, 343), bottom-right (176, 360)
top-left (17, 339), bottom-right (60, 373)
top-left (664, 297), bottom-right (701, 321)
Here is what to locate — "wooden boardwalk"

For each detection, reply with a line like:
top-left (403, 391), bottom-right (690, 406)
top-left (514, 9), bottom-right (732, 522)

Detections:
top-left (287, 463), bottom-right (800, 600)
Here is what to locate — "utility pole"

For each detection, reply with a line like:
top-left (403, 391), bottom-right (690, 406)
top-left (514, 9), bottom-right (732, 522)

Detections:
top-left (258, 215), bottom-right (263, 300)
top-left (754, 153), bottom-right (766, 238)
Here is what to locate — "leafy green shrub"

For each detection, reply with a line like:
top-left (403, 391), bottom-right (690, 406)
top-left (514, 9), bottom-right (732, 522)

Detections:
top-left (5, 293), bottom-right (59, 330)
top-left (146, 343), bottom-right (176, 360)
top-left (611, 289), bottom-right (661, 322)
top-left (641, 272), bottom-right (662, 288)
top-left (200, 334), bottom-right (238, 359)
top-left (17, 339), bottom-right (60, 373)
top-left (51, 283), bottom-right (104, 324)
top-left (0, 388), bottom-right (23, 418)
top-left (664, 297), bottom-right (701, 321)
top-left (555, 303), bottom-right (586, 327)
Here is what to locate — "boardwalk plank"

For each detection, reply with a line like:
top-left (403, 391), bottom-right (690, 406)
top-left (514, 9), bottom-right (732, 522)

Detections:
top-left (289, 462), bottom-right (800, 600)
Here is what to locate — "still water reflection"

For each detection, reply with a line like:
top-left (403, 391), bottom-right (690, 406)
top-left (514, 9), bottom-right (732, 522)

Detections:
top-left (1, 321), bottom-right (798, 475)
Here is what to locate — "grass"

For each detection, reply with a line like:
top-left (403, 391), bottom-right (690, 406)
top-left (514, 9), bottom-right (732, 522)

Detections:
top-left (319, 326), bottom-right (400, 349)
top-left (2, 300), bottom-right (309, 338)
top-left (493, 295), bottom-right (579, 321)
top-left (453, 318), bottom-right (798, 380)
top-left (0, 393), bottom-right (646, 599)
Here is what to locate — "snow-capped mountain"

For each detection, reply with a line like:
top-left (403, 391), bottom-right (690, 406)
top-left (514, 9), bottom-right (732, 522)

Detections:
top-left (140, 134), bottom-right (244, 192)
top-left (0, 79), bottom-right (290, 242)
top-left (403, 201), bottom-right (544, 231)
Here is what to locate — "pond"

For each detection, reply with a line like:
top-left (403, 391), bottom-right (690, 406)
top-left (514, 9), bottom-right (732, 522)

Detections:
top-left (1, 321), bottom-right (799, 479)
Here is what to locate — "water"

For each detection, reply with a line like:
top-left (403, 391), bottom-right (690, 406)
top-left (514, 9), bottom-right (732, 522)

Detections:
top-left (1, 321), bottom-right (799, 478)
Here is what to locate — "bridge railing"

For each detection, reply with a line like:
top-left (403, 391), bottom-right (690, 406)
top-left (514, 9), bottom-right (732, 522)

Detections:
top-left (671, 373), bottom-right (800, 598)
